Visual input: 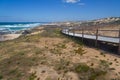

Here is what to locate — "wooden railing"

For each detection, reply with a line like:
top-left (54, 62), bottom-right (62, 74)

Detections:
top-left (62, 28), bottom-right (120, 54)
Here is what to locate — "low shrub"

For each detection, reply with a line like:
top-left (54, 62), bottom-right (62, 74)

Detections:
top-left (74, 47), bottom-right (85, 56)
top-left (75, 63), bottom-right (90, 73)
top-left (0, 74), bottom-right (3, 79)
top-left (29, 72), bottom-right (37, 80)
top-left (89, 70), bottom-right (107, 80)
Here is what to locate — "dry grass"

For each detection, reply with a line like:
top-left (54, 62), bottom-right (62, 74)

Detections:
top-left (0, 26), bottom-right (120, 80)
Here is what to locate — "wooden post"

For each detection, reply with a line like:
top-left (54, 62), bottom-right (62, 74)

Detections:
top-left (68, 29), bottom-right (69, 35)
top-left (67, 26), bottom-right (69, 34)
top-left (82, 28), bottom-right (84, 42)
top-left (65, 28), bottom-right (66, 34)
top-left (73, 29), bottom-right (75, 36)
top-left (66, 28), bottom-right (67, 34)
top-left (118, 29), bottom-right (120, 54)
top-left (95, 29), bottom-right (98, 47)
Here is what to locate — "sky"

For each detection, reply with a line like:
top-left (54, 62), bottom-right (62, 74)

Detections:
top-left (0, 0), bottom-right (120, 22)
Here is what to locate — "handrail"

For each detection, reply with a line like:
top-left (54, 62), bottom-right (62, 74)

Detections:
top-left (62, 28), bottom-right (120, 54)
top-left (69, 29), bottom-right (119, 32)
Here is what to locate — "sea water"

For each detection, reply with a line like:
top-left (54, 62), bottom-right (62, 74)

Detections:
top-left (0, 22), bottom-right (47, 34)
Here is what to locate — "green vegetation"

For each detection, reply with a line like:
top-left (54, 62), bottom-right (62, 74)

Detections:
top-left (95, 56), bottom-right (99, 58)
top-left (73, 62), bottom-right (108, 80)
top-left (40, 28), bottom-right (63, 38)
top-left (100, 60), bottom-right (109, 67)
top-left (109, 68), bottom-right (115, 70)
top-left (9, 68), bottom-right (18, 74)
top-left (100, 52), bottom-right (106, 57)
top-left (50, 43), bottom-right (67, 55)
top-left (16, 33), bottom-right (41, 42)
top-left (91, 63), bottom-right (94, 66)
top-left (74, 47), bottom-right (85, 56)
top-left (54, 59), bottom-right (70, 73)
top-left (75, 63), bottom-right (90, 73)
top-left (19, 51), bottom-right (25, 56)
top-left (99, 60), bottom-right (110, 72)
top-left (29, 72), bottom-right (37, 80)
top-left (66, 36), bottom-right (84, 46)
top-left (0, 74), bottom-right (3, 80)
top-left (54, 43), bottom-right (66, 49)
top-left (100, 52), bottom-right (104, 55)
top-left (50, 48), bottom-right (62, 55)
top-left (89, 70), bottom-right (107, 80)
top-left (109, 62), bottom-right (113, 65)
top-left (34, 48), bottom-right (43, 55)
top-left (45, 77), bottom-right (52, 80)
top-left (114, 59), bottom-right (117, 61)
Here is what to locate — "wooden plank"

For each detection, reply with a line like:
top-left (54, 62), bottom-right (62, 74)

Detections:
top-left (95, 29), bottom-right (99, 47)
top-left (118, 29), bottom-right (120, 54)
top-left (65, 28), bottom-right (67, 34)
top-left (63, 28), bottom-right (119, 44)
top-left (99, 30), bottom-right (119, 32)
top-left (74, 29), bottom-right (119, 32)
top-left (82, 28), bottom-right (84, 42)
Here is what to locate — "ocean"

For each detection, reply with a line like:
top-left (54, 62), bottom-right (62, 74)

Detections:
top-left (0, 22), bottom-right (47, 34)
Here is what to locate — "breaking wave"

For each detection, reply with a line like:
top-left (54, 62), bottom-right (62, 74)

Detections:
top-left (0, 22), bottom-right (44, 34)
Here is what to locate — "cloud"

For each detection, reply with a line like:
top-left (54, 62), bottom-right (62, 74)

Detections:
top-left (64, 0), bottom-right (80, 3)
top-left (63, 0), bottom-right (85, 6)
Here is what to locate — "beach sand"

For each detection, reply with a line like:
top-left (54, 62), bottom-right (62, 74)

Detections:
top-left (0, 34), bottom-right (21, 41)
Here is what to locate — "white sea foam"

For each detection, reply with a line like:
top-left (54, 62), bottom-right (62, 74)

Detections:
top-left (0, 23), bottom-right (41, 28)
top-left (0, 23), bottom-right (42, 34)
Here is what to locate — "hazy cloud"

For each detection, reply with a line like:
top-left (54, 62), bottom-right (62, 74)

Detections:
top-left (63, 0), bottom-right (80, 3)
top-left (63, 0), bottom-right (85, 6)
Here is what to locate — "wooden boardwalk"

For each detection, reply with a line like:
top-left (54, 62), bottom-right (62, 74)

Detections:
top-left (62, 29), bottom-right (120, 54)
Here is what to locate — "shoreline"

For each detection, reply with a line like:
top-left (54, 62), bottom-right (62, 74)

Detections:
top-left (0, 23), bottom-right (48, 42)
